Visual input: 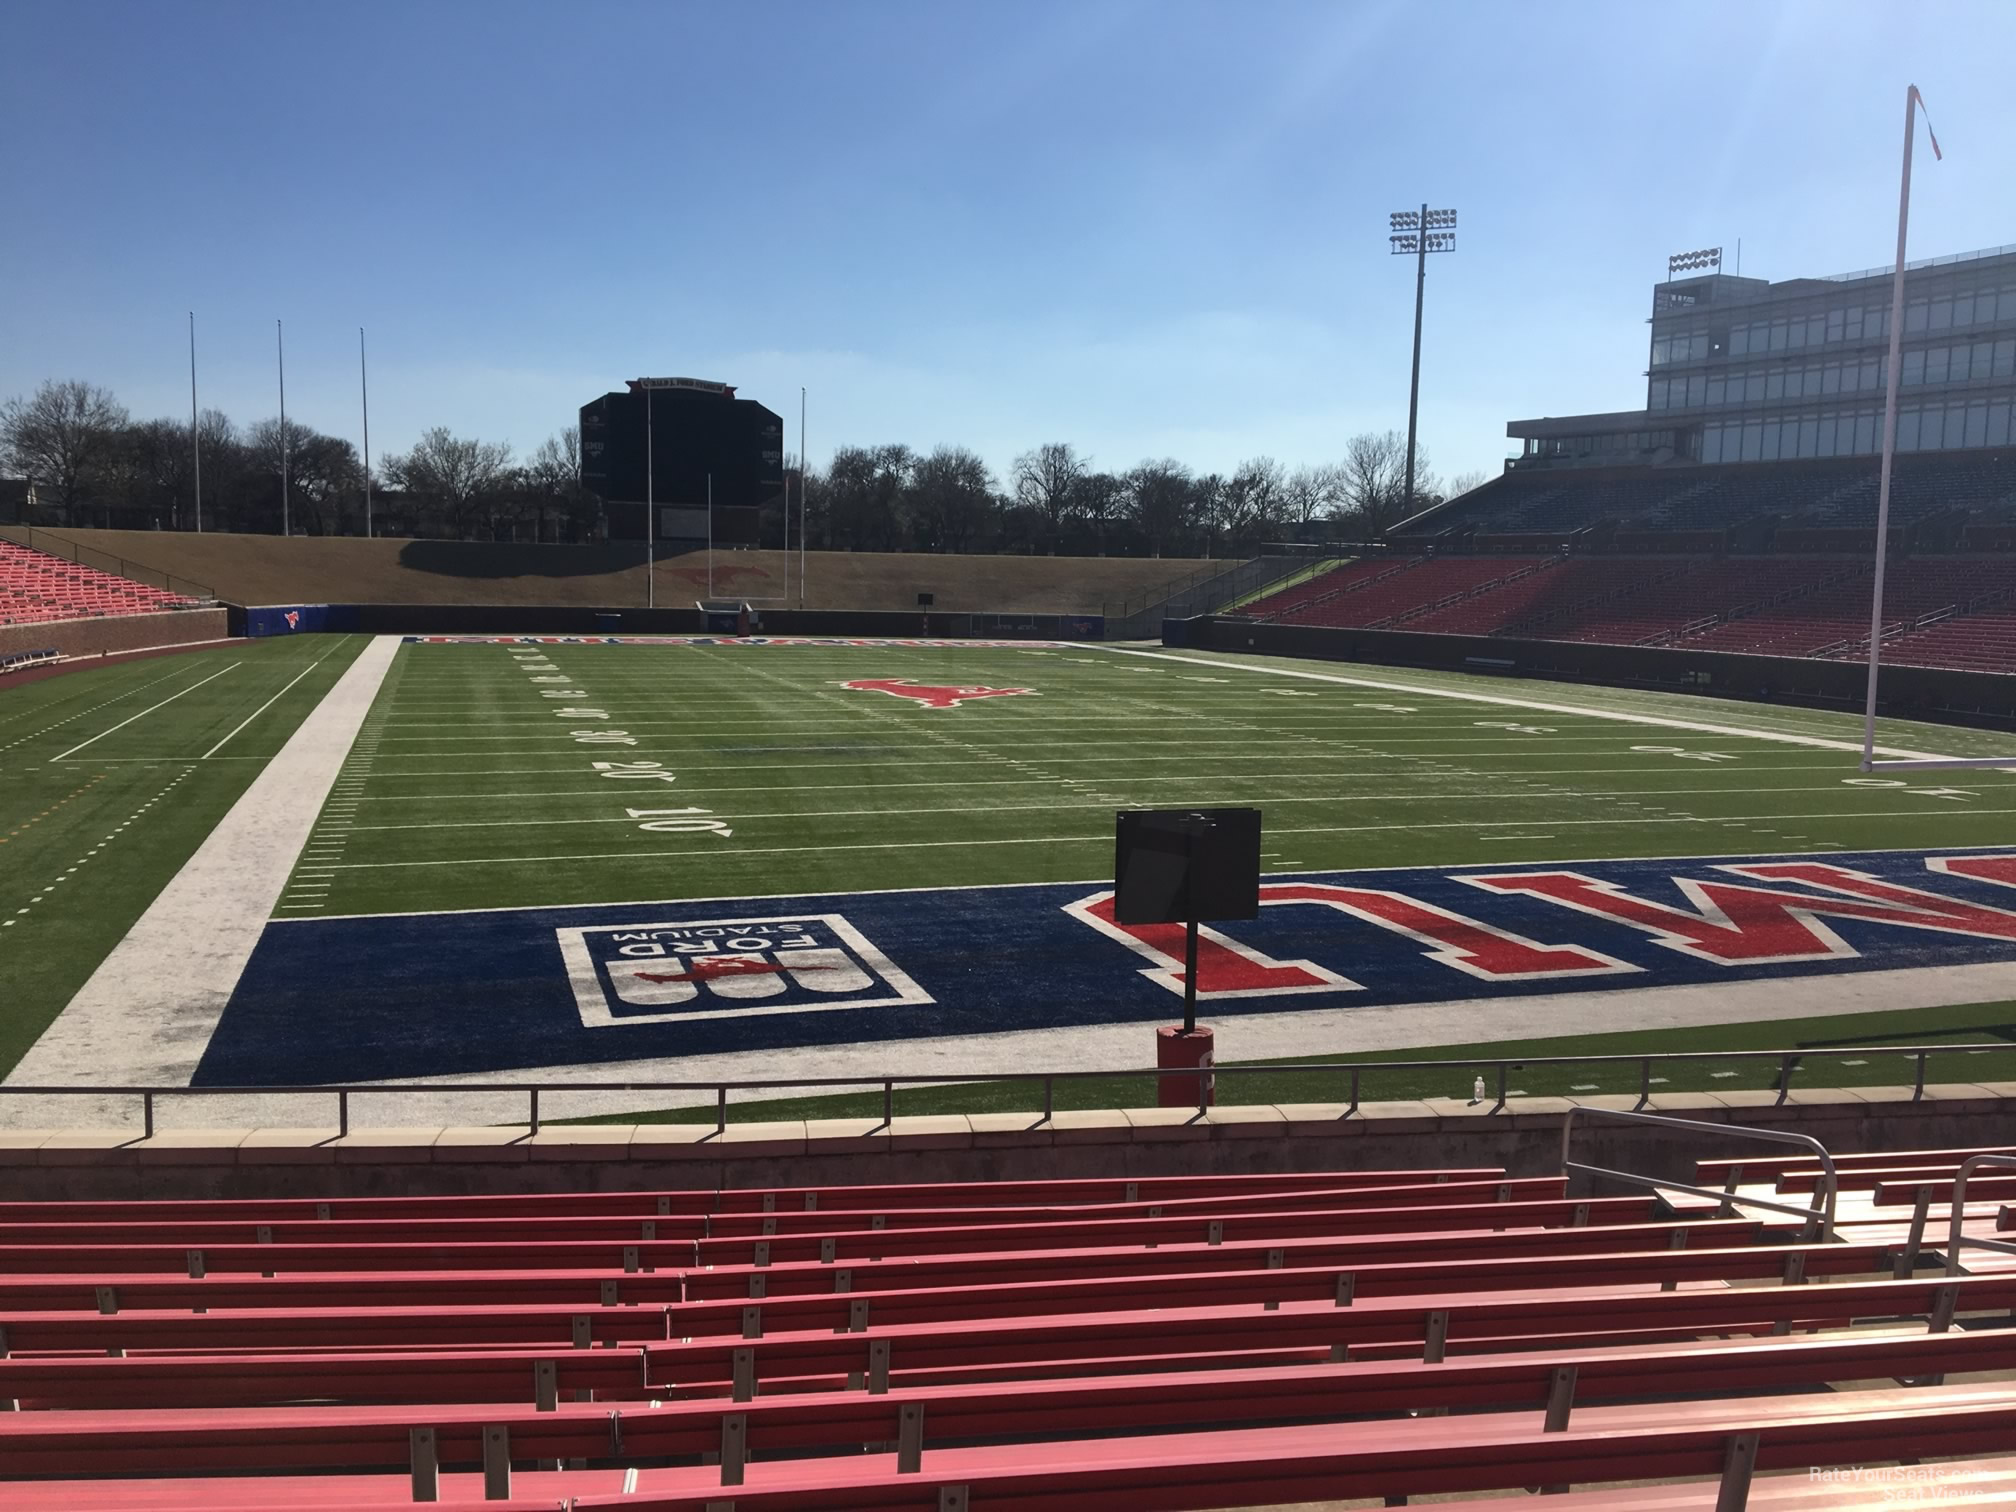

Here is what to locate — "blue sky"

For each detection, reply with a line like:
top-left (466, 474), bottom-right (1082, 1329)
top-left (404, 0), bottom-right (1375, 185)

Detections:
top-left (4, 0), bottom-right (2013, 490)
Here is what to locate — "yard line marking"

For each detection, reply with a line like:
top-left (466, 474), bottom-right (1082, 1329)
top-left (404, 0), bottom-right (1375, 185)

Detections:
top-left (309, 804), bottom-right (2016, 870)
top-left (325, 782), bottom-right (1979, 833)
top-left (329, 754), bottom-right (1870, 785)
top-left (275, 840), bottom-right (2010, 925)
top-left (51, 664), bottom-right (243, 762)
top-left (1094, 645), bottom-right (1998, 766)
top-left (318, 835), bottom-right (1106, 869)
top-left (203, 637), bottom-right (355, 758)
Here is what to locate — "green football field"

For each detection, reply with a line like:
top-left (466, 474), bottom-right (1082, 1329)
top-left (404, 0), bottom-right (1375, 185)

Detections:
top-left (5, 631), bottom-right (2016, 1111)
top-left (281, 637), bottom-right (2016, 917)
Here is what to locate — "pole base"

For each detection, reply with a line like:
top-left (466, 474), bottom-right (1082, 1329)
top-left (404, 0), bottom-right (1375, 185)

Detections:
top-left (1156, 1025), bottom-right (1216, 1109)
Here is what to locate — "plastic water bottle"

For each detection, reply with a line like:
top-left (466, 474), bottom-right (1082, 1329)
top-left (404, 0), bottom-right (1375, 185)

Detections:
top-left (1472, 1075), bottom-right (1487, 1104)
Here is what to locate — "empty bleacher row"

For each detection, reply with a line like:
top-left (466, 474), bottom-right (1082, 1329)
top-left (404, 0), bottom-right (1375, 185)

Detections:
top-left (1411, 450), bottom-right (2016, 542)
top-left (5, 1152), bottom-right (2016, 1508)
top-left (1245, 551), bottom-right (2016, 667)
top-left (0, 540), bottom-right (200, 626)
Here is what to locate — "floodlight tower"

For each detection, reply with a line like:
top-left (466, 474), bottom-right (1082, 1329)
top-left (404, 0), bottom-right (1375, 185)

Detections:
top-left (1389, 205), bottom-right (1457, 524)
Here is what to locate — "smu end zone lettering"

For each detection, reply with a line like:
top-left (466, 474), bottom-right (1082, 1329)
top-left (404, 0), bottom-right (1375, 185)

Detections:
top-left (1067, 881), bottom-right (1632, 1000)
top-left (1070, 855), bottom-right (2016, 995)
top-left (1465, 859), bottom-right (2016, 965)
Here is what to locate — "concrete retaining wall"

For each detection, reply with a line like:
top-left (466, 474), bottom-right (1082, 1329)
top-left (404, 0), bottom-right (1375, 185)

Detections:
top-left (4, 1085), bottom-right (2011, 1202)
top-left (0, 608), bottom-right (229, 661)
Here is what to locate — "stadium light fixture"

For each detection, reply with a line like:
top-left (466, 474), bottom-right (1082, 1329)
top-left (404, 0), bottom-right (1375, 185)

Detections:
top-left (1388, 203), bottom-right (1457, 529)
top-left (1667, 247), bottom-right (1723, 277)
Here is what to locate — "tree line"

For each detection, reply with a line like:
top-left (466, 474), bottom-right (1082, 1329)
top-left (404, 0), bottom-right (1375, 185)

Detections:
top-left (798, 440), bottom-right (1484, 558)
top-left (0, 379), bottom-right (597, 541)
top-left (2, 378), bottom-right (1485, 554)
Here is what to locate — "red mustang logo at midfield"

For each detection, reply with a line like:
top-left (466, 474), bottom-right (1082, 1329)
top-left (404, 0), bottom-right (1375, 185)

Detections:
top-left (841, 678), bottom-right (1035, 709)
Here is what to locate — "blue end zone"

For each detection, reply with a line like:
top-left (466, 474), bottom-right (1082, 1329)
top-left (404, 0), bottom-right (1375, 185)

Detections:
top-left (193, 846), bottom-right (2016, 1085)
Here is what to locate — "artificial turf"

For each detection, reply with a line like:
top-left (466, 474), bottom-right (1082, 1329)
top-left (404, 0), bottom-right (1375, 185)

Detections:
top-left (9, 632), bottom-right (2016, 1098)
top-left (0, 635), bottom-right (367, 1075)
top-left (276, 637), bottom-right (2016, 918)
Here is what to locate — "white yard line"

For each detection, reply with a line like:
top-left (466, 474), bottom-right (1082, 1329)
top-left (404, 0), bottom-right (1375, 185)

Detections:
top-left (1095, 647), bottom-right (1999, 766)
top-left (308, 805), bottom-right (2016, 870)
top-left (50, 663), bottom-right (241, 761)
top-left (326, 784), bottom-right (1993, 834)
top-left (5, 636), bottom-right (401, 1093)
top-left (203, 636), bottom-right (355, 758)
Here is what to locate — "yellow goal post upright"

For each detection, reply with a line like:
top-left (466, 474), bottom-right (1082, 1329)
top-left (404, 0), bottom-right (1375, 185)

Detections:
top-left (1857, 85), bottom-right (2002, 774)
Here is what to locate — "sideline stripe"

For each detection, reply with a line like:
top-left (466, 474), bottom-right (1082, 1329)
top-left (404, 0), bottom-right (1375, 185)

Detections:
top-left (1094, 646), bottom-right (2003, 766)
top-left (50, 663), bottom-right (241, 761)
top-left (7, 637), bottom-right (402, 1091)
top-left (202, 636), bottom-right (356, 759)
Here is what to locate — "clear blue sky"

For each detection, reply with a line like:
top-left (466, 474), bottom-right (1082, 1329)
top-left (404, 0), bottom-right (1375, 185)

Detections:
top-left (4, 0), bottom-right (2013, 489)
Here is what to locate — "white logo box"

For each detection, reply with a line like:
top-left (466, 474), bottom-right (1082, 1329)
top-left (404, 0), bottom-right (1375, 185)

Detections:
top-left (557, 913), bottom-right (933, 1027)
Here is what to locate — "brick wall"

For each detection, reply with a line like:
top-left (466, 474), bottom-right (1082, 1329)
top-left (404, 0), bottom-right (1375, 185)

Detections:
top-left (0, 608), bottom-right (230, 661)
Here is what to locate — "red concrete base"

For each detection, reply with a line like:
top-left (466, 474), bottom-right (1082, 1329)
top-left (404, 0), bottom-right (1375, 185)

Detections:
top-left (1157, 1025), bottom-right (1215, 1109)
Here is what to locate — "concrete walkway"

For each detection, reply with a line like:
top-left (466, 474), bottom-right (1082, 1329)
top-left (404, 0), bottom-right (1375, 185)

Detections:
top-left (4, 635), bottom-right (400, 1118)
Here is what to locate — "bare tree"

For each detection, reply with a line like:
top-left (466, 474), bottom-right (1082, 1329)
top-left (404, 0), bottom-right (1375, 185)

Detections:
top-left (383, 427), bottom-right (513, 538)
top-left (1338, 430), bottom-right (1441, 535)
top-left (1444, 469), bottom-right (1490, 499)
top-left (1071, 470), bottom-right (1124, 552)
top-left (1010, 442), bottom-right (1086, 551)
top-left (1282, 462), bottom-right (1346, 527)
top-left (1219, 456), bottom-right (1286, 546)
top-left (525, 427), bottom-right (592, 542)
top-left (1123, 459), bottom-right (1195, 557)
top-left (823, 444), bottom-right (913, 552)
top-left (905, 446), bottom-right (996, 552)
top-left (248, 418), bottom-right (360, 535)
top-left (0, 380), bottom-right (129, 518)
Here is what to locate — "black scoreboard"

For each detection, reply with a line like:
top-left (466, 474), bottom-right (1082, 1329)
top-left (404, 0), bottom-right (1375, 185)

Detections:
top-left (579, 378), bottom-right (784, 545)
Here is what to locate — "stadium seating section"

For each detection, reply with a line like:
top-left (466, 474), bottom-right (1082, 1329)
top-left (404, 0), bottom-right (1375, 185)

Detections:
top-left (0, 540), bottom-right (198, 626)
top-left (1230, 452), bottom-right (2016, 670)
top-left (4, 1151), bottom-right (2016, 1507)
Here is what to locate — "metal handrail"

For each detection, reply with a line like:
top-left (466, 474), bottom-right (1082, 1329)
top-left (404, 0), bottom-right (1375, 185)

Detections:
top-left (3, 1042), bottom-right (2009, 1139)
top-left (1943, 1154), bottom-right (2016, 1277)
top-left (1562, 1106), bottom-right (1838, 1242)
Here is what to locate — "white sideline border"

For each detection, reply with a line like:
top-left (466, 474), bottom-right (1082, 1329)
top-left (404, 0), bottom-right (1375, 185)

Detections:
top-left (1091, 646), bottom-right (2004, 767)
top-left (4, 635), bottom-right (401, 1098)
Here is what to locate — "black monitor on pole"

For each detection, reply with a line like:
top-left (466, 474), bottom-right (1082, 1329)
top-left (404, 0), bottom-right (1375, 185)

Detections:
top-left (1113, 807), bottom-right (1261, 1032)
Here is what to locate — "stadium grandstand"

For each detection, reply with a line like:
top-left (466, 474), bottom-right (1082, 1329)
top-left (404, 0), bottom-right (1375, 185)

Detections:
top-left (0, 537), bottom-right (204, 626)
top-left (1239, 245), bottom-right (2016, 673)
top-left (6, 1136), bottom-right (2016, 1507)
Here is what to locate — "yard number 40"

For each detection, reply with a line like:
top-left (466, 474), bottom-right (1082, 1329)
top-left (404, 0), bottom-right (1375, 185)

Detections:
top-left (627, 807), bottom-right (734, 838)
top-left (592, 761), bottom-right (678, 784)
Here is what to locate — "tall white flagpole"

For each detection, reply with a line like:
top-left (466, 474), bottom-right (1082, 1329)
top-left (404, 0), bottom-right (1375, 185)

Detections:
top-left (188, 312), bottom-right (202, 533)
top-left (799, 386), bottom-right (807, 610)
top-left (707, 472), bottom-right (715, 599)
top-left (277, 319), bottom-right (290, 537)
top-left (1861, 84), bottom-right (1941, 769)
top-left (360, 327), bottom-right (373, 539)
top-left (645, 386), bottom-right (654, 610)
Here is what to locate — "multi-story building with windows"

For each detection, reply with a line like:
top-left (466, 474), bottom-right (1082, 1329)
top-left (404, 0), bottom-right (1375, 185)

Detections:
top-left (1509, 243), bottom-right (2016, 470)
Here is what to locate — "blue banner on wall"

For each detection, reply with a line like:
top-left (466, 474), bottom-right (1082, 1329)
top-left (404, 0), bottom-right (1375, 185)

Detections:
top-left (244, 604), bottom-right (361, 637)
